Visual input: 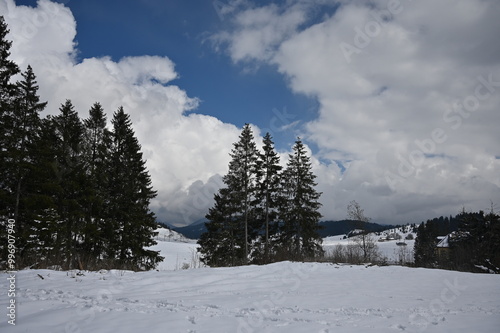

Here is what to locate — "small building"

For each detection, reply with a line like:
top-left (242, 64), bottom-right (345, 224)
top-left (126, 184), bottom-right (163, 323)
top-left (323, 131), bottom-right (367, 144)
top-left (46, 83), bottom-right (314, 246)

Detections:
top-left (436, 234), bottom-right (450, 261)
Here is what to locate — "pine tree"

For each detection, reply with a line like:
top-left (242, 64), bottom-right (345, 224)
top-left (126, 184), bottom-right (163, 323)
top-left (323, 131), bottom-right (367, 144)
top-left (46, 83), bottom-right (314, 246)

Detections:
top-left (107, 106), bottom-right (162, 270)
top-left (278, 138), bottom-right (323, 260)
top-left (198, 124), bottom-right (259, 266)
top-left (253, 132), bottom-right (282, 263)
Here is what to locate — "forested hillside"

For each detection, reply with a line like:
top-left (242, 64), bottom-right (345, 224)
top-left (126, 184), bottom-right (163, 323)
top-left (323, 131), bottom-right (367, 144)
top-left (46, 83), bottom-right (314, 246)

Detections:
top-left (414, 210), bottom-right (500, 273)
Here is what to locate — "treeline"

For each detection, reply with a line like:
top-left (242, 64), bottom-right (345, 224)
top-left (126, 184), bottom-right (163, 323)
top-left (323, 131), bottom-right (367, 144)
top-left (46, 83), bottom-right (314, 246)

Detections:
top-left (0, 17), bottom-right (162, 271)
top-left (414, 210), bottom-right (500, 273)
top-left (197, 124), bottom-right (324, 266)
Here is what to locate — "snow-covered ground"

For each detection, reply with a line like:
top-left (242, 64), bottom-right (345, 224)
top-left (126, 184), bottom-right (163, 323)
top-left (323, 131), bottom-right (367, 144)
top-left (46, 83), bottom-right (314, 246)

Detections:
top-left (323, 226), bottom-right (416, 264)
top-left (150, 228), bottom-right (201, 271)
top-left (1, 228), bottom-right (499, 332)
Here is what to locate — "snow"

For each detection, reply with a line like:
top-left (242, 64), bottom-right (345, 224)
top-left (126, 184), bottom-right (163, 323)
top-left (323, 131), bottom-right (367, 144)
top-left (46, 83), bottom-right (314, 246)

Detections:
top-left (1, 228), bottom-right (499, 332)
top-left (323, 226), bottom-right (416, 264)
top-left (149, 228), bottom-right (201, 271)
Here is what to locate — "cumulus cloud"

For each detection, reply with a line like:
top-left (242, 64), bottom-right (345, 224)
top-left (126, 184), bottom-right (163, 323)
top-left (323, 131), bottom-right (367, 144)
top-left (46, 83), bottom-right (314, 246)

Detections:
top-left (212, 0), bottom-right (500, 223)
top-left (3, 0), bottom-right (499, 226)
top-left (2, 0), bottom-right (241, 226)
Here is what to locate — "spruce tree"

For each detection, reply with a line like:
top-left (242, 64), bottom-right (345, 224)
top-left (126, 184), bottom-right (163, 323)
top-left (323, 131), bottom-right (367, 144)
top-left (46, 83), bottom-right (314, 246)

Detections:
top-left (49, 100), bottom-right (88, 268)
top-left (414, 220), bottom-right (439, 268)
top-left (0, 16), bottom-right (19, 113)
top-left (8, 66), bottom-right (47, 264)
top-left (0, 16), bottom-right (21, 219)
top-left (198, 124), bottom-right (259, 266)
top-left (254, 132), bottom-right (282, 263)
top-left (22, 117), bottom-right (62, 267)
top-left (82, 102), bottom-right (111, 261)
top-left (108, 106), bottom-right (162, 270)
top-left (278, 138), bottom-right (323, 260)
top-left (226, 124), bottom-right (259, 263)
top-left (11, 66), bottom-right (47, 220)
top-left (198, 188), bottom-right (239, 267)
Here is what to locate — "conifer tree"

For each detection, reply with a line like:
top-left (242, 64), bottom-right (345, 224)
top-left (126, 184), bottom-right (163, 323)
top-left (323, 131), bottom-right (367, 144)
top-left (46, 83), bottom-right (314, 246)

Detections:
top-left (0, 16), bottom-right (21, 220)
top-left (107, 106), bottom-right (162, 270)
top-left (414, 220), bottom-right (439, 267)
top-left (226, 124), bottom-right (259, 263)
top-left (198, 188), bottom-right (238, 267)
top-left (0, 16), bottom-right (19, 112)
top-left (254, 132), bottom-right (282, 263)
top-left (7, 66), bottom-right (47, 263)
top-left (49, 100), bottom-right (88, 268)
top-left (11, 66), bottom-right (47, 219)
top-left (278, 138), bottom-right (323, 260)
top-left (82, 102), bottom-right (111, 260)
top-left (198, 124), bottom-right (259, 266)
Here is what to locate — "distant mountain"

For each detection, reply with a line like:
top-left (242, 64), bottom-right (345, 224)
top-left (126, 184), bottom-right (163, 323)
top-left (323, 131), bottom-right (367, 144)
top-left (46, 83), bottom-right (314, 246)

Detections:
top-left (317, 220), bottom-right (395, 238)
top-left (172, 219), bottom-right (395, 240)
top-left (173, 219), bottom-right (208, 240)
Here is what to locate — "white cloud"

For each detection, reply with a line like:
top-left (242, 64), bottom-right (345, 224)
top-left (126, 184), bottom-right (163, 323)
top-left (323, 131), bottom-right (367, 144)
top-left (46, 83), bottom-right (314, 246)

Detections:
top-left (2, 0), bottom-right (241, 226)
top-left (3, 0), bottom-right (499, 226)
top-left (213, 0), bottom-right (500, 223)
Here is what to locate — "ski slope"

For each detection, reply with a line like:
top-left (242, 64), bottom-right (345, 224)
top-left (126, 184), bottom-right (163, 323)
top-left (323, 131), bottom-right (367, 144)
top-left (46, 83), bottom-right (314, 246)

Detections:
top-left (1, 228), bottom-right (499, 332)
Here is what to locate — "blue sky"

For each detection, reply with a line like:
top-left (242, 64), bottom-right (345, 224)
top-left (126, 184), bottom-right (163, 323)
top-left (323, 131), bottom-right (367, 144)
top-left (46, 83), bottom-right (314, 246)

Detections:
top-left (14, 0), bottom-right (319, 149)
top-left (4, 0), bottom-right (500, 226)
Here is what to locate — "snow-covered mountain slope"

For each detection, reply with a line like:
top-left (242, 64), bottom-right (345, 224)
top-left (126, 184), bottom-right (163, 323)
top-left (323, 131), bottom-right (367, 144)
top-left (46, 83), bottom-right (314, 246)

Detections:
top-left (323, 225), bottom-right (417, 264)
top-left (148, 228), bottom-right (202, 271)
top-left (154, 227), bottom-right (197, 244)
top-left (2, 262), bottom-right (499, 332)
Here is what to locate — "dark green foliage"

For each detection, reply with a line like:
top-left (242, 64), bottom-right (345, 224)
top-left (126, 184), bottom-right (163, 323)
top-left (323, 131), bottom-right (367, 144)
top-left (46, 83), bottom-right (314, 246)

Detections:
top-left (0, 15), bottom-right (21, 222)
top-left (0, 64), bottom-right (47, 267)
top-left (0, 18), bottom-right (162, 270)
top-left (199, 189), bottom-right (244, 267)
top-left (278, 138), bottom-right (323, 260)
top-left (0, 16), bottom-right (19, 107)
top-left (107, 107), bottom-right (162, 270)
top-left (414, 210), bottom-right (500, 273)
top-left (46, 100), bottom-right (88, 269)
top-left (198, 124), bottom-right (259, 266)
top-left (199, 133), bottom-right (324, 266)
top-left (81, 103), bottom-right (111, 262)
top-left (447, 210), bottom-right (500, 273)
top-left (252, 133), bottom-right (282, 263)
top-left (414, 221), bottom-right (439, 268)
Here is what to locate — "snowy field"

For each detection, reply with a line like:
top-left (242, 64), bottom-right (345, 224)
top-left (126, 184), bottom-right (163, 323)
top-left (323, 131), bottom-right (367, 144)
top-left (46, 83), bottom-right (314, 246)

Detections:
top-left (1, 229), bottom-right (499, 333)
top-left (323, 227), bottom-right (416, 265)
